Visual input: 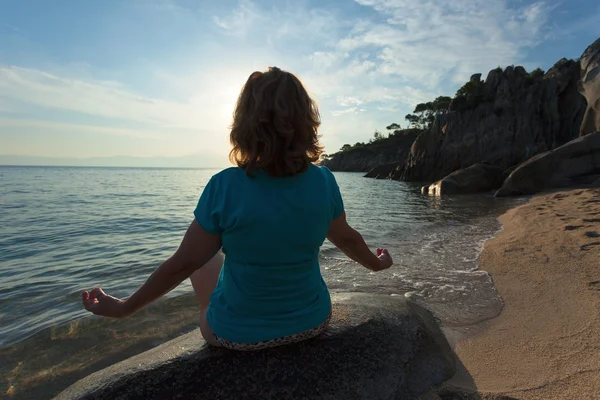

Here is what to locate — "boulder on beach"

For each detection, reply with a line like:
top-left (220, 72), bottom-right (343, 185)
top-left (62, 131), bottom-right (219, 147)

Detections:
top-left (495, 131), bottom-right (600, 196)
top-left (422, 163), bottom-right (505, 196)
top-left (579, 38), bottom-right (600, 137)
top-left (55, 293), bottom-right (456, 400)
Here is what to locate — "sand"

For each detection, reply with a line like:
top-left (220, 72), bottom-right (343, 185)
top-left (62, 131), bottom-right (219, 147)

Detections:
top-left (453, 188), bottom-right (600, 399)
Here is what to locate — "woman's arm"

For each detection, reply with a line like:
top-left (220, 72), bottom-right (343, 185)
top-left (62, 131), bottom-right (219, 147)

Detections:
top-left (82, 220), bottom-right (222, 318)
top-left (327, 211), bottom-right (392, 271)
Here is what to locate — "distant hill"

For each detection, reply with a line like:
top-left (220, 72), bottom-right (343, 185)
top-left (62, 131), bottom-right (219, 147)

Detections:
top-left (0, 152), bottom-right (230, 169)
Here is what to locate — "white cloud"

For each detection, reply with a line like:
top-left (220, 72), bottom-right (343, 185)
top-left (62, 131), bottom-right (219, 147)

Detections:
top-left (332, 107), bottom-right (364, 116)
top-left (212, 0), bottom-right (263, 36)
top-left (0, 65), bottom-right (243, 133)
top-left (0, 118), bottom-right (162, 139)
top-left (337, 96), bottom-right (365, 107)
top-left (309, 52), bottom-right (341, 70)
top-left (343, 0), bottom-right (552, 85)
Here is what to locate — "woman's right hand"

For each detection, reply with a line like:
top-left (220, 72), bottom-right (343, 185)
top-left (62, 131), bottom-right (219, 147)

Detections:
top-left (375, 248), bottom-right (393, 271)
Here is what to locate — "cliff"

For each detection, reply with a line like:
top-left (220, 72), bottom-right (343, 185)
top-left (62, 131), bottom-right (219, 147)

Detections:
top-left (323, 129), bottom-right (421, 173)
top-left (324, 52), bottom-right (589, 184)
top-left (401, 60), bottom-right (586, 182)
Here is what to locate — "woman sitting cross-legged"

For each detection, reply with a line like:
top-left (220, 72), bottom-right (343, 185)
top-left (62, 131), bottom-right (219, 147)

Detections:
top-left (81, 67), bottom-right (393, 351)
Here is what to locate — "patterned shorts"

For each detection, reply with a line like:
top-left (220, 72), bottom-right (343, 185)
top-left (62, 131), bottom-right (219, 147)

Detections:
top-left (213, 313), bottom-right (331, 351)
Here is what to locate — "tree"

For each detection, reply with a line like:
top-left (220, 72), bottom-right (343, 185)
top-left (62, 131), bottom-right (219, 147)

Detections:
top-left (432, 96), bottom-right (451, 112)
top-left (455, 80), bottom-right (480, 98)
top-left (386, 123), bottom-right (401, 131)
top-left (528, 68), bottom-right (545, 80)
top-left (405, 113), bottom-right (420, 128)
top-left (340, 144), bottom-right (352, 152)
top-left (373, 130), bottom-right (383, 141)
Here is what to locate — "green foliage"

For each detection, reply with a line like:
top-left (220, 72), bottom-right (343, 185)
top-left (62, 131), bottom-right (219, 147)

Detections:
top-left (405, 113), bottom-right (420, 128)
top-left (432, 96), bottom-right (452, 111)
top-left (404, 96), bottom-right (452, 129)
top-left (373, 130), bottom-right (384, 141)
top-left (329, 127), bottom-right (422, 159)
top-left (455, 80), bottom-right (480, 98)
top-left (528, 68), bottom-right (545, 79)
top-left (523, 67), bottom-right (545, 86)
top-left (386, 123), bottom-right (401, 131)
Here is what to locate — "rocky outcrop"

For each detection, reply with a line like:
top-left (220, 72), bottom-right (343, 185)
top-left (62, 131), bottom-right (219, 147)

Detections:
top-left (579, 38), bottom-right (600, 137)
top-left (422, 163), bottom-right (505, 196)
top-left (401, 59), bottom-right (586, 183)
top-left (323, 130), bottom-right (420, 173)
top-left (56, 293), bottom-right (456, 400)
top-left (495, 131), bottom-right (600, 196)
top-left (364, 162), bottom-right (398, 179)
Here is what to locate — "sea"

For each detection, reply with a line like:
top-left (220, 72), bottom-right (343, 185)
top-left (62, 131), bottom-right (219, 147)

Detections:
top-left (0, 166), bottom-right (524, 398)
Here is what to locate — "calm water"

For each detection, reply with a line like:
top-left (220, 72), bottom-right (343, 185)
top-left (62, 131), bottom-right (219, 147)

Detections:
top-left (0, 166), bottom-right (523, 348)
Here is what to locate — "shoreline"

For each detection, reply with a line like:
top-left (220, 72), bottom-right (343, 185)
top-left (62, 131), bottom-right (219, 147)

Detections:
top-left (2, 192), bottom-right (549, 400)
top-left (449, 188), bottom-right (600, 399)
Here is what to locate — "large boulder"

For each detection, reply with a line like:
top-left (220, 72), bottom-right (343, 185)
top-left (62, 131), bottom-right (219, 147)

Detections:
top-left (422, 163), bottom-right (505, 196)
top-left (55, 293), bottom-right (456, 400)
top-left (579, 38), bottom-right (600, 136)
top-left (495, 131), bottom-right (600, 196)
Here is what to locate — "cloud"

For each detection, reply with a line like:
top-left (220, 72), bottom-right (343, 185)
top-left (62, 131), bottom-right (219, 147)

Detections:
top-left (0, 118), bottom-right (162, 139)
top-left (212, 0), bottom-right (263, 36)
top-left (0, 65), bottom-right (244, 133)
top-left (337, 96), bottom-right (365, 107)
top-left (332, 107), bottom-right (366, 116)
top-left (341, 0), bottom-right (552, 86)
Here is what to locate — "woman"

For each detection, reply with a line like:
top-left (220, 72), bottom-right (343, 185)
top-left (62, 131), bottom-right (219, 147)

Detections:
top-left (82, 67), bottom-right (393, 351)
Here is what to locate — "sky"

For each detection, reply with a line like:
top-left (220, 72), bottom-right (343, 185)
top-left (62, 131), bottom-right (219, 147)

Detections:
top-left (0, 0), bottom-right (599, 167)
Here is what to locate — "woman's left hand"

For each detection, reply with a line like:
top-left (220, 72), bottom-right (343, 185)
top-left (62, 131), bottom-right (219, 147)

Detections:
top-left (82, 288), bottom-right (130, 318)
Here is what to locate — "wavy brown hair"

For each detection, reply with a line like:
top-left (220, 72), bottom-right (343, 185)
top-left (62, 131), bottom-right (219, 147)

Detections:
top-left (229, 67), bottom-right (323, 177)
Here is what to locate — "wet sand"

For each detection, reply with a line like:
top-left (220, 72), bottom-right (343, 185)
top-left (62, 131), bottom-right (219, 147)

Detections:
top-left (453, 188), bottom-right (600, 399)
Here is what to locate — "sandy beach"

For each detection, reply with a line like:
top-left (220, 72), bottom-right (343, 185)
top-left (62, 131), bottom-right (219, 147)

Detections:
top-left (453, 188), bottom-right (600, 399)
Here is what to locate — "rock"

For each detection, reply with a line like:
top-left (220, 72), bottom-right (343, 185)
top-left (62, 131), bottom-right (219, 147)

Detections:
top-left (495, 131), bottom-right (600, 196)
top-left (55, 293), bottom-right (456, 400)
top-left (422, 163), bottom-right (505, 196)
top-left (401, 52), bottom-right (588, 183)
top-left (364, 162), bottom-right (397, 179)
top-left (579, 38), bottom-right (600, 136)
top-left (483, 69), bottom-right (503, 100)
top-left (593, 177), bottom-right (600, 188)
top-left (470, 73), bottom-right (482, 84)
top-left (500, 164), bottom-right (519, 183)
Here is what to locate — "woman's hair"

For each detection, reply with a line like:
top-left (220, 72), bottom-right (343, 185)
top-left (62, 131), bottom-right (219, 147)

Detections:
top-left (229, 67), bottom-right (323, 177)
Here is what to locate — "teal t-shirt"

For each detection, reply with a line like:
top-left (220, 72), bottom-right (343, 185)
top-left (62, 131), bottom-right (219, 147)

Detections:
top-left (193, 164), bottom-right (344, 343)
